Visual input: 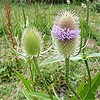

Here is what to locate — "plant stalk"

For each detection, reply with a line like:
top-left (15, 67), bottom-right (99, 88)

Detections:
top-left (84, 59), bottom-right (91, 88)
top-left (33, 56), bottom-right (53, 100)
top-left (65, 57), bottom-right (81, 100)
top-left (83, 0), bottom-right (90, 47)
top-left (82, 0), bottom-right (91, 89)
top-left (28, 59), bottom-right (33, 81)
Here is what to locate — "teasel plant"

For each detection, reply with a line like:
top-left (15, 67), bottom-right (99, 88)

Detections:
top-left (52, 9), bottom-right (81, 99)
top-left (15, 27), bottom-right (54, 100)
top-left (51, 0), bottom-right (93, 99)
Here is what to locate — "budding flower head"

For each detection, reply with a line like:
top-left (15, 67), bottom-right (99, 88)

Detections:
top-left (22, 27), bottom-right (40, 56)
top-left (52, 10), bottom-right (80, 57)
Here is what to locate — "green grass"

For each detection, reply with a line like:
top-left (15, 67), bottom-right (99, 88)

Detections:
top-left (0, 2), bottom-right (100, 100)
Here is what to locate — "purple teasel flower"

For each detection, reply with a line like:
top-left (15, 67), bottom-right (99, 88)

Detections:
top-left (52, 25), bottom-right (80, 41)
top-left (51, 10), bottom-right (81, 57)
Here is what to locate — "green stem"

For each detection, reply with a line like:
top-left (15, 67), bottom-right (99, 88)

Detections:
top-left (84, 59), bottom-right (91, 88)
top-left (21, 2), bottom-right (27, 28)
top-left (82, 0), bottom-right (91, 91)
top-left (33, 56), bottom-right (53, 100)
top-left (83, 0), bottom-right (90, 47)
top-left (29, 59), bottom-right (36, 100)
top-left (28, 59), bottom-right (33, 81)
top-left (65, 57), bottom-right (81, 100)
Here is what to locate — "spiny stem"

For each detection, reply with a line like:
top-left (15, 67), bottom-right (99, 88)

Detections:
top-left (65, 57), bottom-right (81, 100)
top-left (33, 56), bottom-right (53, 100)
top-left (84, 59), bottom-right (91, 88)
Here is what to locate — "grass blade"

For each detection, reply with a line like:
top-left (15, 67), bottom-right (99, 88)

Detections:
top-left (15, 71), bottom-right (33, 92)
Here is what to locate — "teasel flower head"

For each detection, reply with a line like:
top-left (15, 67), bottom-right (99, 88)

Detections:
top-left (21, 27), bottom-right (40, 56)
top-left (52, 10), bottom-right (80, 58)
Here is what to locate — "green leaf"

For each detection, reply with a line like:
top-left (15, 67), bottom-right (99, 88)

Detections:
top-left (22, 90), bottom-right (32, 100)
top-left (70, 96), bottom-right (77, 100)
top-left (88, 53), bottom-right (100, 58)
top-left (25, 92), bottom-right (58, 100)
top-left (79, 73), bottom-right (100, 100)
top-left (15, 71), bottom-right (33, 92)
top-left (40, 55), bottom-right (82, 66)
top-left (77, 80), bottom-right (84, 94)
top-left (65, 89), bottom-right (71, 100)
top-left (84, 72), bottom-right (100, 100)
top-left (40, 53), bottom-right (100, 66)
top-left (52, 84), bottom-right (60, 100)
top-left (70, 55), bottom-right (82, 61)
top-left (70, 81), bottom-right (84, 100)
top-left (40, 55), bottom-right (64, 65)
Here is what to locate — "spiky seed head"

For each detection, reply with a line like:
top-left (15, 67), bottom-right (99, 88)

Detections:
top-left (52, 10), bottom-right (80, 57)
top-left (22, 28), bottom-right (40, 56)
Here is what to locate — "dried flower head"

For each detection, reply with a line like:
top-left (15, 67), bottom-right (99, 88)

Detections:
top-left (52, 10), bottom-right (80, 57)
top-left (22, 28), bottom-right (40, 56)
